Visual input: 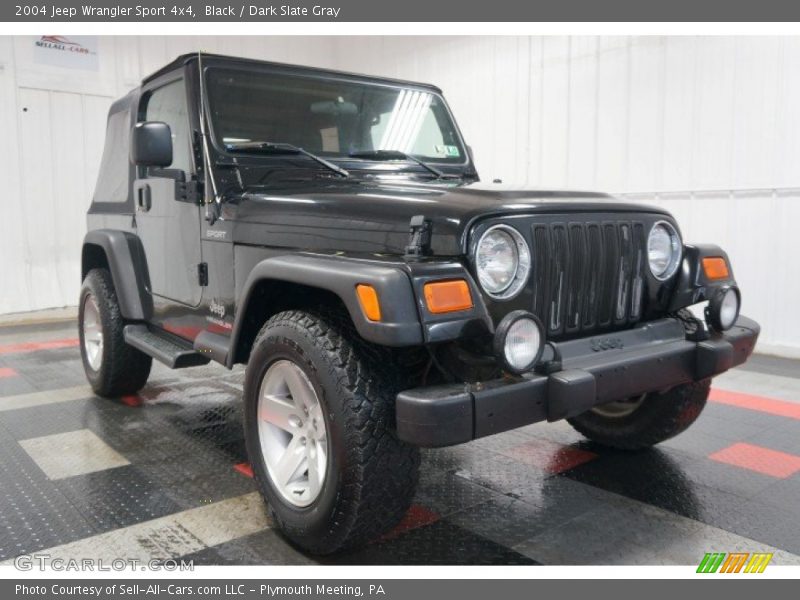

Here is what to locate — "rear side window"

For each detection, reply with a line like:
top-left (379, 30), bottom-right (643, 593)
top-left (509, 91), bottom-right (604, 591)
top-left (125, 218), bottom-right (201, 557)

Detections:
top-left (92, 109), bottom-right (130, 203)
top-left (144, 79), bottom-right (193, 174)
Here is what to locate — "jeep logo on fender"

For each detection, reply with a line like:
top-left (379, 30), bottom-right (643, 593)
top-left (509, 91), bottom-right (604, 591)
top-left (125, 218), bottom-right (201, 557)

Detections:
top-left (209, 299), bottom-right (226, 319)
top-left (590, 337), bottom-right (624, 352)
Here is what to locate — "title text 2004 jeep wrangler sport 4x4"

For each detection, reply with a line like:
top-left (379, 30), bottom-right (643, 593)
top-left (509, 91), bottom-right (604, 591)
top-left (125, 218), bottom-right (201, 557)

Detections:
top-left (81, 53), bottom-right (759, 554)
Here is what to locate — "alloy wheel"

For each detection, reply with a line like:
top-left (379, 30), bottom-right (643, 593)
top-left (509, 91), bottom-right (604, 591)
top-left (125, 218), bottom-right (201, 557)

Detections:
top-left (591, 393), bottom-right (647, 418)
top-left (82, 294), bottom-right (104, 371)
top-left (257, 360), bottom-right (329, 508)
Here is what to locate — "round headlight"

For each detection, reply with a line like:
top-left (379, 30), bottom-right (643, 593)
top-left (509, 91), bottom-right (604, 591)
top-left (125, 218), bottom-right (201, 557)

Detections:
top-left (475, 225), bottom-right (530, 300)
top-left (493, 311), bottom-right (545, 374)
top-left (707, 286), bottom-right (741, 331)
top-left (648, 221), bottom-right (682, 280)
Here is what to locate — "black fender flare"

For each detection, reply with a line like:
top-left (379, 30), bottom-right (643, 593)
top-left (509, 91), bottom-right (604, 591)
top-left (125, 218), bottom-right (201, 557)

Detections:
top-left (81, 229), bottom-right (152, 321)
top-left (229, 254), bottom-right (424, 366)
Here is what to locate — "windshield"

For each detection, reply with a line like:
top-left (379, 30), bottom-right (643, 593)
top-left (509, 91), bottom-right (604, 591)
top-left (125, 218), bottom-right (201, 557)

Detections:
top-left (206, 67), bottom-right (467, 165)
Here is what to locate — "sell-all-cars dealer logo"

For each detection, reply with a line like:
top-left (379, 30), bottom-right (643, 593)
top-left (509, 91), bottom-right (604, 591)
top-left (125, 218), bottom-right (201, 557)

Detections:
top-left (36, 35), bottom-right (95, 56)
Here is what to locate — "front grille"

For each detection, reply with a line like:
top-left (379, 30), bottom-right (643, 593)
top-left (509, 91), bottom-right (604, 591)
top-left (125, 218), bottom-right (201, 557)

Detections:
top-left (530, 219), bottom-right (646, 337)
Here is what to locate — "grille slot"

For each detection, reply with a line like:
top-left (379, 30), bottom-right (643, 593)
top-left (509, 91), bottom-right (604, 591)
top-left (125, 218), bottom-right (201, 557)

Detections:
top-left (531, 219), bottom-right (645, 337)
top-left (582, 224), bottom-right (603, 329)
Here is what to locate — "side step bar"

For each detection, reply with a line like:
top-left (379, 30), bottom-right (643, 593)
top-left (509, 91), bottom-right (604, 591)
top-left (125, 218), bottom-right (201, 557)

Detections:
top-left (123, 325), bottom-right (211, 369)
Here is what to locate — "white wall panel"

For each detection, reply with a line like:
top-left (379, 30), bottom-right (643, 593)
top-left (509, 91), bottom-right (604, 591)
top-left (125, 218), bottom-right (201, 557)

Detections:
top-left (0, 37), bottom-right (27, 315)
top-left (525, 38), bottom-right (544, 186)
top-left (18, 88), bottom-right (59, 311)
top-left (13, 88), bottom-right (113, 314)
top-left (566, 37), bottom-right (598, 189)
top-left (594, 37), bottom-right (629, 192)
top-left (730, 38), bottom-right (780, 190)
top-left (626, 37), bottom-right (662, 191)
top-left (692, 38), bottom-right (737, 190)
top-left (539, 37), bottom-right (571, 188)
top-left (660, 37), bottom-right (696, 190)
top-left (775, 39), bottom-right (800, 187)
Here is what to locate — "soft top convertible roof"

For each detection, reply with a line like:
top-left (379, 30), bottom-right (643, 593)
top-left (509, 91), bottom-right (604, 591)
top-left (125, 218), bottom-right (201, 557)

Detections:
top-left (141, 52), bottom-right (444, 94)
top-left (92, 87), bottom-right (139, 207)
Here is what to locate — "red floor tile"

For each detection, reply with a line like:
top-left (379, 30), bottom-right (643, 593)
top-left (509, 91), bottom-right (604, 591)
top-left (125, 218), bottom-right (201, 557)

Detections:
top-left (710, 388), bottom-right (800, 421)
top-left (0, 367), bottom-right (18, 378)
top-left (709, 442), bottom-right (800, 479)
top-left (0, 338), bottom-right (80, 355)
top-left (233, 462), bottom-right (254, 478)
top-left (381, 504), bottom-right (440, 541)
top-left (503, 438), bottom-right (598, 474)
top-left (120, 395), bottom-right (142, 407)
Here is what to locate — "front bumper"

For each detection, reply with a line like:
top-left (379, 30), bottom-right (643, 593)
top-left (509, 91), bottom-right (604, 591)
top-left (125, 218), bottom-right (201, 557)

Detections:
top-left (396, 315), bottom-right (760, 447)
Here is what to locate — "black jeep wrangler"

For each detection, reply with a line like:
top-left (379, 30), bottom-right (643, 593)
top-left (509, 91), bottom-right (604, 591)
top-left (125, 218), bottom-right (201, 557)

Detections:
top-left (80, 53), bottom-right (759, 554)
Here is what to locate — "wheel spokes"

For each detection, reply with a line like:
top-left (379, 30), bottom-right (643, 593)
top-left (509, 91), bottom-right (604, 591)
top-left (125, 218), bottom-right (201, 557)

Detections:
top-left (592, 393), bottom-right (647, 418)
top-left (82, 294), bottom-right (104, 371)
top-left (85, 328), bottom-right (103, 344)
top-left (260, 394), bottom-right (300, 433)
top-left (306, 439), bottom-right (324, 498)
top-left (271, 435), bottom-right (306, 487)
top-left (283, 365), bottom-right (316, 410)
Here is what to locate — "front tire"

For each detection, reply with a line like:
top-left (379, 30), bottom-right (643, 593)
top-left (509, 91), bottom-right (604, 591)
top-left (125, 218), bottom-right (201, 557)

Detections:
top-left (79, 268), bottom-right (152, 397)
top-left (567, 379), bottom-right (711, 450)
top-left (243, 310), bottom-right (420, 554)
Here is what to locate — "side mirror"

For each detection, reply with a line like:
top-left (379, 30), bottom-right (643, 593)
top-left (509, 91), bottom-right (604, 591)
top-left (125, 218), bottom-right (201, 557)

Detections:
top-left (130, 121), bottom-right (173, 167)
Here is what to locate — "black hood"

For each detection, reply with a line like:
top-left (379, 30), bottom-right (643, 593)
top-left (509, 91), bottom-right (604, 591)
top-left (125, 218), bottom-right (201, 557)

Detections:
top-left (228, 180), bottom-right (670, 256)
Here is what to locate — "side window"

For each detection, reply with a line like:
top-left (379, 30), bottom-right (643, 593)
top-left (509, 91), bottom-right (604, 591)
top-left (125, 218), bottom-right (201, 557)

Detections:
top-left (144, 79), bottom-right (192, 174)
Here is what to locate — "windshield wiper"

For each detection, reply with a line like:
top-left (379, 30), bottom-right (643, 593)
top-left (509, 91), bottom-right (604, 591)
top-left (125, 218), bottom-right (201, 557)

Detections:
top-left (348, 150), bottom-right (458, 180)
top-left (225, 141), bottom-right (350, 178)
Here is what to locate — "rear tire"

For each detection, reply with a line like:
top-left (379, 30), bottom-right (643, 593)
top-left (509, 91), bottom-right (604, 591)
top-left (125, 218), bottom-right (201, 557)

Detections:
top-left (243, 309), bottom-right (420, 554)
top-left (567, 379), bottom-right (711, 450)
top-left (79, 268), bottom-right (152, 397)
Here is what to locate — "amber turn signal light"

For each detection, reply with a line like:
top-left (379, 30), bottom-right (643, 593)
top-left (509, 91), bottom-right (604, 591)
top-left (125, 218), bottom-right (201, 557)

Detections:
top-left (424, 279), bottom-right (473, 314)
top-left (702, 257), bottom-right (730, 280)
top-left (356, 284), bottom-right (382, 322)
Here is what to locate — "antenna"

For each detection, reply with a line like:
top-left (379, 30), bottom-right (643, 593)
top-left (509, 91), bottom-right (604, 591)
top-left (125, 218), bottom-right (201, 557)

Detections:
top-left (198, 51), bottom-right (221, 223)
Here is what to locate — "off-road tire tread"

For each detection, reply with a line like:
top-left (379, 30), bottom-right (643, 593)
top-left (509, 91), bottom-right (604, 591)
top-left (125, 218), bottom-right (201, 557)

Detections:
top-left (249, 309), bottom-right (420, 554)
top-left (80, 268), bottom-right (152, 397)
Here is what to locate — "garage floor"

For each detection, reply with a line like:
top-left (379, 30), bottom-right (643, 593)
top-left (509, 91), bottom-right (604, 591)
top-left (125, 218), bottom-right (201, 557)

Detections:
top-left (1, 319), bottom-right (800, 566)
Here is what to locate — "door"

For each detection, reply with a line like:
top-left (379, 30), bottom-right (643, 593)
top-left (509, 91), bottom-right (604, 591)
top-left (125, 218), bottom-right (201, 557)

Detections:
top-left (15, 87), bottom-right (112, 313)
top-left (133, 77), bottom-right (204, 309)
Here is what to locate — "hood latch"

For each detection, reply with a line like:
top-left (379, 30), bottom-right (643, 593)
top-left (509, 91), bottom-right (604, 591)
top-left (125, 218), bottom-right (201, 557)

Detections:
top-left (404, 215), bottom-right (432, 259)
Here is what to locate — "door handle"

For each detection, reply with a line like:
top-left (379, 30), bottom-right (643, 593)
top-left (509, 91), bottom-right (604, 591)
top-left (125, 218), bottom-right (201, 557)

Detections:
top-left (137, 184), bottom-right (152, 212)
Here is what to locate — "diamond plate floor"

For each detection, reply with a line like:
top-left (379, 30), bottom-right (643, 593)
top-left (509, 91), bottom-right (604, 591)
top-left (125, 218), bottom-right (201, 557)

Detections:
top-left (1, 319), bottom-right (799, 566)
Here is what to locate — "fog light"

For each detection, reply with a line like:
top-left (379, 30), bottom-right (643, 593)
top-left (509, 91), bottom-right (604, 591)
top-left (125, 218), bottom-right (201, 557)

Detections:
top-left (706, 286), bottom-right (740, 332)
top-left (494, 311), bottom-right (545, 374)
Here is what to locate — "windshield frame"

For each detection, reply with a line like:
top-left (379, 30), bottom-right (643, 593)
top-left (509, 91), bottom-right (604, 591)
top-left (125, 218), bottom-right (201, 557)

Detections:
top-left (201, 63), bottom-right (472, 174)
